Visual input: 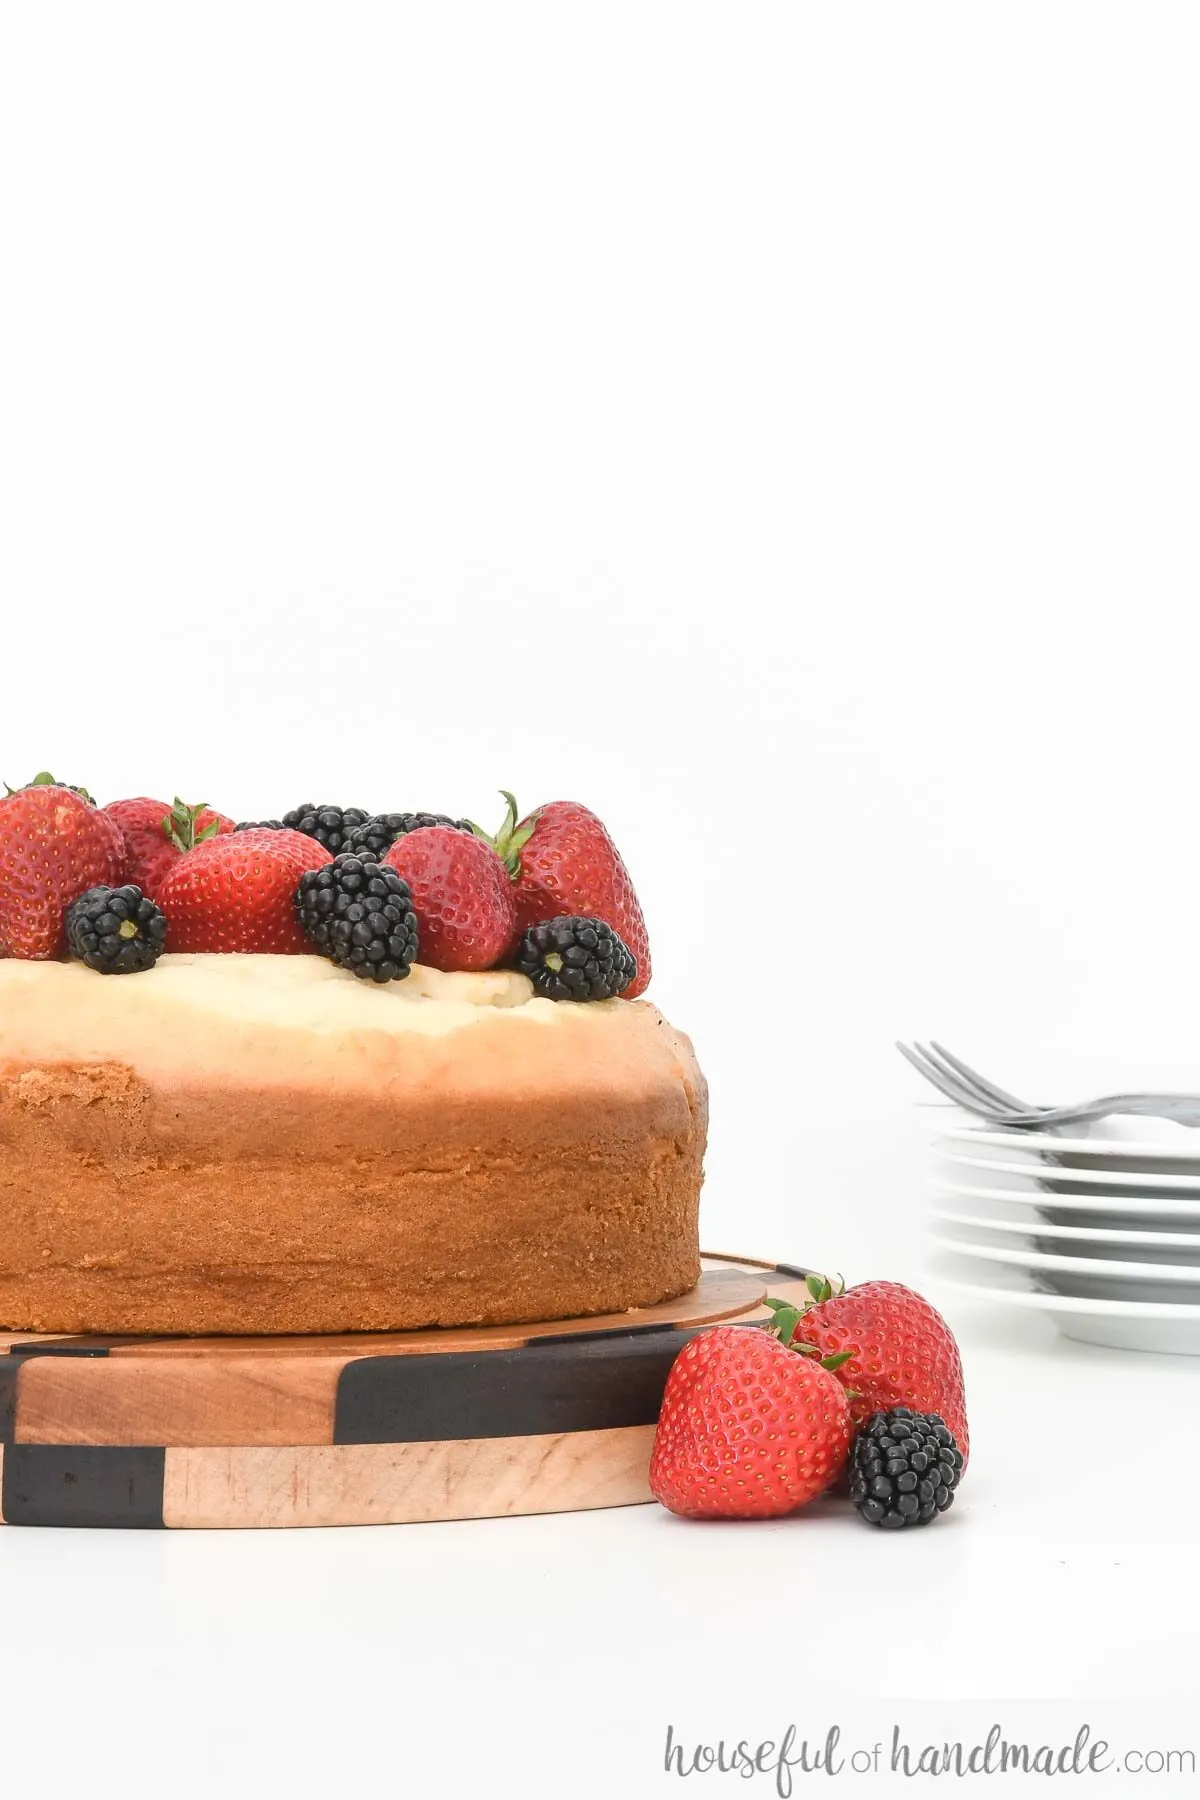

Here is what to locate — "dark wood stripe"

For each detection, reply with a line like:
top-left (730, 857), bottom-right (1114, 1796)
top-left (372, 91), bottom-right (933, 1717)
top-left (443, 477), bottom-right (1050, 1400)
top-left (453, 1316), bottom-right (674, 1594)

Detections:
top-left (7, 1339), bottom-right (116, 1358)
top-left (335, 1330), bottom-right (684, 1444)
top-left (0, 1363), bottom-right (19, 1445)
top-left (1, 1445), bottom-right (166, 1527)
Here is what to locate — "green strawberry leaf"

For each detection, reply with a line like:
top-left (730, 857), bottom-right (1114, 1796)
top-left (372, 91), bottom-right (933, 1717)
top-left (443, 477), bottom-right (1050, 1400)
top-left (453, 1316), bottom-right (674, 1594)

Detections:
top-left (471, 790), bottom-right (539, 877)
top-left (820, 1351), bottom-right (855, 1373)
top-left (763, 1301), bottom-right (802, 1346)
top-left (163, 798), bottom-right (216, 854)
top-left (7, 772), bottom-right (96, 804)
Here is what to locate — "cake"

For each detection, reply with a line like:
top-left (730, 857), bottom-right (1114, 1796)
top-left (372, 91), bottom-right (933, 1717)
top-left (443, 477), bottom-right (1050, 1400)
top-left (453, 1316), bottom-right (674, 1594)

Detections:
top-left (0, 784), bottom-right (706, 1337)
top-left (0, 954), bottom-right (706, 1335)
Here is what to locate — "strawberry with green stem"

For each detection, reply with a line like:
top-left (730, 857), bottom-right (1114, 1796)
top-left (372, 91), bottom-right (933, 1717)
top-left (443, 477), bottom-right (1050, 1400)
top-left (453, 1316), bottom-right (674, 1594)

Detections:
top-left (105, 796), bottom-right (234, 903)
top-left (648, 1307), bottom-right (854, 1520)
top-left (783, 1274), bottom-right (969, 1467)
top-left (473, 791), bottom-right (652, 996)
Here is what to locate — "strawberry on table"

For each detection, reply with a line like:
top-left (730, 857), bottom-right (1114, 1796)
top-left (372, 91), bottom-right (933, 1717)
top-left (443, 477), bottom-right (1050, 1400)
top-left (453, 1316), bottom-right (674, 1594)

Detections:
top-left (787, 1278), bottom-right (969, 1468)
top-left (478, 793), bottom-right (651, 997)
top-left (384, 826), bottom-right (516, 973)
top-left (0, 783), bottom-right (125, 959)
top-left (105, 796), bottom-right (234, 903)
top-left (157, 827), bottom-right (331, 954)
top-left (649, 1320), bottom-right (853, 1520)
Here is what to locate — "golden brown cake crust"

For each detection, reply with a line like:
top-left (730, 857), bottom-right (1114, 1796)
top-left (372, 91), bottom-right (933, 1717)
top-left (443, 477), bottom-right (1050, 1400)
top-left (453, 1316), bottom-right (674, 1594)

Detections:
top-left (0, 957), bottom-right (706, 1335)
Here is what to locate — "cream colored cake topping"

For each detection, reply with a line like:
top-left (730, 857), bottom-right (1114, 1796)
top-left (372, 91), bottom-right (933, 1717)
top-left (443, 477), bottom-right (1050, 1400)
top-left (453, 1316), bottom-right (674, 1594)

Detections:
top-left (0, 953), bottom-right (657, 1094)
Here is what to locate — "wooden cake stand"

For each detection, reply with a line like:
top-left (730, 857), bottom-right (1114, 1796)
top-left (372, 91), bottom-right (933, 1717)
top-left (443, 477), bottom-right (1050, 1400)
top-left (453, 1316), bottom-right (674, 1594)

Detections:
top-left (0, 1254), bottom-right (812, 1530)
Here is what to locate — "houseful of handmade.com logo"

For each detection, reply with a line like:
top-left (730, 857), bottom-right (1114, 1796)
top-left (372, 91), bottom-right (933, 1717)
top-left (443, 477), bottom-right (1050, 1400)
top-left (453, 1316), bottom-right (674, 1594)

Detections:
top-left (662, 1723), bottom-right (1195, 1788)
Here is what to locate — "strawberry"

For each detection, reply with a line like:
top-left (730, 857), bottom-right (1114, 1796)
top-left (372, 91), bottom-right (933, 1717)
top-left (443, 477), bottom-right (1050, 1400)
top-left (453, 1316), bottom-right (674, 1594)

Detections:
top-left (383, 826), bottom-right (516, 973)
top-left (0, 785), bottom-right (125, 959)
top-left (157, 827), bottom-right (331, 953)
top-left (649, 1323), bottom-right (852, 1520)
top-left (105, 797), bottom-right (234, 903)
top-left (786, 1278), bottom-right (969, 1469)
top-left (478, 793), bottom-right (652, 997)
top-left (5, 770), bottom-right (96, 805)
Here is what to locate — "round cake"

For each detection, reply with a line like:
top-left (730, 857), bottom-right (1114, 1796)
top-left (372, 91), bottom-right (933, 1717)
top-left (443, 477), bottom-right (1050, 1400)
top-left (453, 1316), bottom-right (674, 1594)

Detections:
top-left (0, 954), bottom-right (707, 1335)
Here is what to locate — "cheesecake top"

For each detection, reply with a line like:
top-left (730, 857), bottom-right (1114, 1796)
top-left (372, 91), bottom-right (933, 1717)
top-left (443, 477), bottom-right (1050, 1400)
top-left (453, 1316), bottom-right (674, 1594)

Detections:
top-left (0, 953), bottom-right (695, 1106)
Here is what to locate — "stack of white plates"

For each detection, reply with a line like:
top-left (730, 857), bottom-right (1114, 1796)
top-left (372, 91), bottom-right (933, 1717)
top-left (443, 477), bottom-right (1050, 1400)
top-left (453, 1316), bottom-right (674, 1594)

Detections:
top-left (925, 1115), bottom-right (1200, 1354)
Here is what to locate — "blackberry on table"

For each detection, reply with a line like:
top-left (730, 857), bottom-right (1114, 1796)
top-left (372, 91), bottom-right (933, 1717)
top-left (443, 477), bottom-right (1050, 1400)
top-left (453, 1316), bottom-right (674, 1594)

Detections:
top-left (65, 884), bottom-right (167, 974)
top-left (343, 812), bottom-right (473, 858)
top-left (294, 853), bottom-right (419, 983)
top-left (849, 1408), bottom-right (963, 1529)
top-left (515, 916), bottom-right (636, 1002)
top-left (282, 803), bottom-right (371, 855)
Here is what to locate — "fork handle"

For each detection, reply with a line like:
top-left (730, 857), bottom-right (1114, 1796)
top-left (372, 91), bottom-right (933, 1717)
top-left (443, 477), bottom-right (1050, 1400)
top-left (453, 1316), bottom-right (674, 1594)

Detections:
top-left (999, 1096), bottom-right (1200, 1131)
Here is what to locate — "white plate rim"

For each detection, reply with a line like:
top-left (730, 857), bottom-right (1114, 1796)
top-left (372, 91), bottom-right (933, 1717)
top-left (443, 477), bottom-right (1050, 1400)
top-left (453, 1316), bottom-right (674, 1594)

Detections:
top-left (929, 1205), bottom-right (1200, 1248)
top-left (927, 1270), bottom-right (1200, 1320)
top-left (936, 1124), bottom-right (1200, 1163)
top-left (932, 1176), bottom-right (1200, 1217)
top-left (941, 1151), bottom-right (1200, 1191)
top-left (930, 1232), bottom-right (1200, 1283)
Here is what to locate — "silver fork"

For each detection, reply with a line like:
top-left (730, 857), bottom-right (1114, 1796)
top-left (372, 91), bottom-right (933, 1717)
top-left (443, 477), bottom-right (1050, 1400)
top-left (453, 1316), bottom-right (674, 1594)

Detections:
top-left (897, 1041), bottom-right (1200, 1131)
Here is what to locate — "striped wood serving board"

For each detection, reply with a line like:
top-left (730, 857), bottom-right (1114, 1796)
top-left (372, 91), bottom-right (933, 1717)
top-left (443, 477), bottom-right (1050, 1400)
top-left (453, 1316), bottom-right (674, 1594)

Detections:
top-left (0, 1253), bottom-right (813, 1529)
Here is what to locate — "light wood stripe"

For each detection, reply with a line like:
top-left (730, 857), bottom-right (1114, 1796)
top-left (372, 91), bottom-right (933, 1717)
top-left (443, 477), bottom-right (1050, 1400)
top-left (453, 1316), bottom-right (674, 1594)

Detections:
top-left (161, 1425), bottom-right (657, 1528)
top-left (15, 1354), bottom-right (342, 1447)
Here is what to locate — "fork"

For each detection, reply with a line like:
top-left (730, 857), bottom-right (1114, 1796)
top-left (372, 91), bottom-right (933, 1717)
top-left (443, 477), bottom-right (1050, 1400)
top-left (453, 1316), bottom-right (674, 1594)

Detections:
top-left (897, 1040), bottom-right (1200, 1131)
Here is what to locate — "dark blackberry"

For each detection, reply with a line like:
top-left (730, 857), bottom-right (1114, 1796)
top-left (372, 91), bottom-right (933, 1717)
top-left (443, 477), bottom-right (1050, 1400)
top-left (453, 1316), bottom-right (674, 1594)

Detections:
top-left (294, 853), bottom-right (419, 983)
top-left (343, 812), bottom-right (474, 859)
top-left (281, 803), bottom-right (371, 855)
top-left (849, 1408), bottom-right (963, 1529)
top-left (515, 916), bottom-right (636, 1002)
top-left (235, 819), bottom-right (285, 832)
top-left (65, 884), bottom-right (167, 975)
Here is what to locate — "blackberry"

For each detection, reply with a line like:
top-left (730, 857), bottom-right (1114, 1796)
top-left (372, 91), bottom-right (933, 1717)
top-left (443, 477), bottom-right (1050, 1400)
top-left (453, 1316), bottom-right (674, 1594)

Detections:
top-left (343, 812), bottom-right (474, 859)
top-left (235, 819), bottom-right (285, 832)
top-left (65, 884), bottom-right (167, 975)
top-left (282, 803), bottom-right (371, 855)
top-left (516, 916), bottom-right (636, 1002)
top-left (294, 853), bottom-right (419, 983)
top-left (849, 1408), bottom-right (963, 1529)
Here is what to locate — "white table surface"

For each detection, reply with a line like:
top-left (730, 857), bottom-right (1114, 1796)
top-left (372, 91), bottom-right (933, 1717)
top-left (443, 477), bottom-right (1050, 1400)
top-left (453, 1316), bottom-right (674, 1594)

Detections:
top-left (2, 1302), bottom-right (1196, 1798)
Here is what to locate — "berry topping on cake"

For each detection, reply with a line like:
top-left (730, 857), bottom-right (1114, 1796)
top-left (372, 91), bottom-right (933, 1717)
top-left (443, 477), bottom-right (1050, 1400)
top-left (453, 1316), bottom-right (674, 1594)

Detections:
top-left (649, 1323), bottom-right (852, 1519)
top-left (295, 853), bottom-right (420, 983)
top-left (65, 883), bottom-right (168, 975)
top-left (0, 783), bottom-right (125, 959)
top-left (849, 1409), bottom-right (963, 1529)
top-left (383, 827), bottom-right (516, 973)
top-left (478, 793), bottom-right (651, 997)
top-left (343, 812), bottom-right (473, 859)
top-left (105, 797), bottom-right (234, 903)
top-left (516, 916), bottom-right (636, 1001)
top-left (281, 804), bottom-right (371, 855)
top-left (785, 1278), bottom-right (969, 1468)
top-left (6, 770), bottom-right (96, 804)
top-left (157, 827), bottom-right (332, 953)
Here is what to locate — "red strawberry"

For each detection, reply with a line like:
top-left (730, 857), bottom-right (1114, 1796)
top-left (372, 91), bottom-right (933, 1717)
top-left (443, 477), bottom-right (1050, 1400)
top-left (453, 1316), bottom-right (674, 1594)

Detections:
top-left (788, 1279), bottom-right (969, 1468)
top-left (158, 827), bottom-right (331, 953)
top-left (480, 792), bottom-right (651, 997)
top-left (383, 826), bottom-right (516, 972)
top-left (0, 785), bottom-right (125, 959)
top-left (105, 797), bottom-right (234, 902)
top-left (649, 1324), bottom-right (852, 1520)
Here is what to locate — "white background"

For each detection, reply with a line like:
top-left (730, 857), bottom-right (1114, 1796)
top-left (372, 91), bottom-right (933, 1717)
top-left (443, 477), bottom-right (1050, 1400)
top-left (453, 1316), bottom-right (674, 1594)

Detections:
top-left (2, 5), bottom-right (1199, 1795)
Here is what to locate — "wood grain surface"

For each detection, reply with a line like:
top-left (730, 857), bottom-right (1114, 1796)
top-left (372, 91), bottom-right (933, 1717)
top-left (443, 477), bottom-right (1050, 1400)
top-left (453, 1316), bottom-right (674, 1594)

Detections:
top-left (0, 1255), bottom-right (814, 1529)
